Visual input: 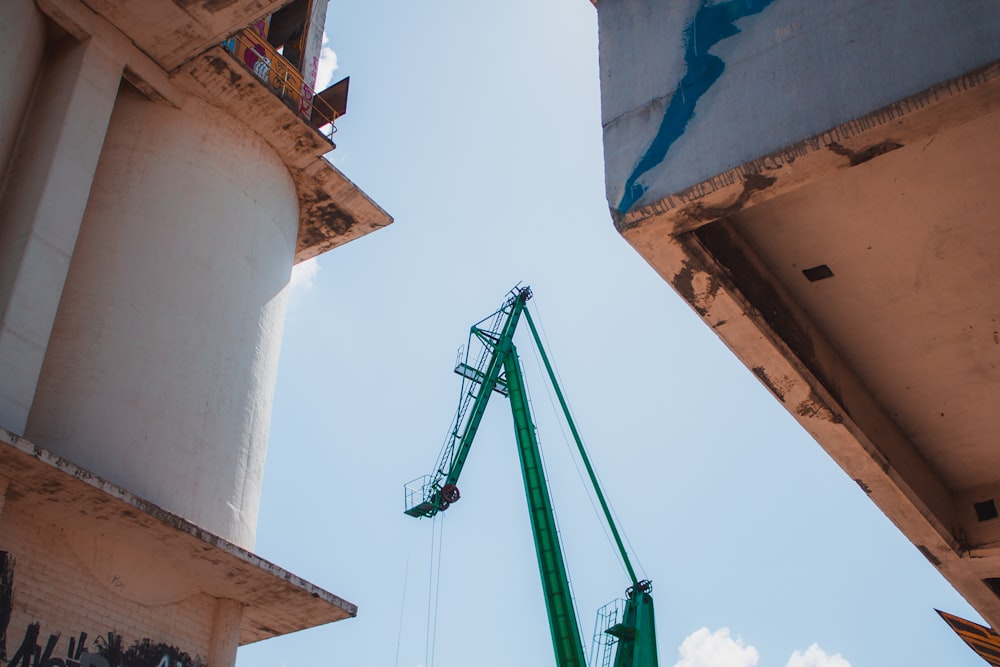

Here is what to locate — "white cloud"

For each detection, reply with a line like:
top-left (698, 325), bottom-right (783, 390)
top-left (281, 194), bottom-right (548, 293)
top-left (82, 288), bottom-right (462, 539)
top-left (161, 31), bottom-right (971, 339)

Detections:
top-left (672, 629), bottom-right (850, 667)
top-left (316, 34), bottom-right (338, 91)
top-left (289, 257), bottom-right (319, 298)
top-left (785, 644), bottom-right (850, 667)
top-left (674, 628), bottom-right (760, 667)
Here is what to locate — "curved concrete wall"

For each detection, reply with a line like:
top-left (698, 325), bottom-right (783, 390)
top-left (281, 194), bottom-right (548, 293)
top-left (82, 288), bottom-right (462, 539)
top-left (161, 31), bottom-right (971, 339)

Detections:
top-left (26, 88), bottom-right (299, 549)
top-left (0, 0), bottom-right (47, 186)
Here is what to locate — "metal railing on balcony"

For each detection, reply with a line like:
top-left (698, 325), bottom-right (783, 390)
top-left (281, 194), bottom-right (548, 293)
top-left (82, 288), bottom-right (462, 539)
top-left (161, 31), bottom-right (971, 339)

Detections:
top-left (222, 28), bottom-right (339, 140)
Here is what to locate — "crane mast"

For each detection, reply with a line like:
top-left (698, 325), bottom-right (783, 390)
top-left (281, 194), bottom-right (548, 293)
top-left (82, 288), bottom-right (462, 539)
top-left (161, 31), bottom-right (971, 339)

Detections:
top-left (404, 286), bottom-right (658, 667)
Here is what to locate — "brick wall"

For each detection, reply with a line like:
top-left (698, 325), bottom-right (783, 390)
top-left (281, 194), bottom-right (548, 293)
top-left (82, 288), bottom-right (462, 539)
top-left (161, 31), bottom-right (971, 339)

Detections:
top-left (1, 502), bottom-right (216, 667)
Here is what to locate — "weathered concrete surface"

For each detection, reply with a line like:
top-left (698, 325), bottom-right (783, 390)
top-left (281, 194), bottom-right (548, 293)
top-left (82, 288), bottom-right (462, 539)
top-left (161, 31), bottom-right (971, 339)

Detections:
top-left (177, 46), bottom-right (393, 262)
top-left (7, 0), bottom-right (389, 551)
top-left (35, 0), bottom-right (393, 266)
top-left (0, 427), bottom-right (356, 644)
top-left (612, 55), bottom-right (1000, 627)
top-left (68, 0), bottom-right (292, 72)
top-left (600, 0), bottom-right (1000, 217)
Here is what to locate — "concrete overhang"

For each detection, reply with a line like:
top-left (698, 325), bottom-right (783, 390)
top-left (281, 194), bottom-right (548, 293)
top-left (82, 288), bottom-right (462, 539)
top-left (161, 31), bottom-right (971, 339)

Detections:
top-left (176, 46), bottom-right (393, 263)
top-left (0, 428), bottom-right (355, 645)
top-left (70, 0), bottom-right (292, 72)
top-left (617, 62), bottom-right (1000, 627)
top-left (37, 0), bottom-right (393, 265)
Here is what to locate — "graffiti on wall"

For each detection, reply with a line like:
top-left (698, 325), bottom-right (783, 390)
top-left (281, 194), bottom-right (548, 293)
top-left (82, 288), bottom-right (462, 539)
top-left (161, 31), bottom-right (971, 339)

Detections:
top-left (1, 553), bottom-right (13, 661)
top-left (0, 553), bottom-right (206, 667)
top-left (617, 0), bottom-right (775, 214)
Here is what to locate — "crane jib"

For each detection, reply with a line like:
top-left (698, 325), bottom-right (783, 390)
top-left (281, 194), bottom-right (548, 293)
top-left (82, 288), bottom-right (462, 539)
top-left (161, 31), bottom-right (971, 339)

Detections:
top-left (402, 286), bottom-right (660, 667)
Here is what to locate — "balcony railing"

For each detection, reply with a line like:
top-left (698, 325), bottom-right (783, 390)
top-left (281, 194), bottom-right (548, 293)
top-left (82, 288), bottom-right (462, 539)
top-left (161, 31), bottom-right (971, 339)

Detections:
top-left (222, 28), bottom-right (339, 140)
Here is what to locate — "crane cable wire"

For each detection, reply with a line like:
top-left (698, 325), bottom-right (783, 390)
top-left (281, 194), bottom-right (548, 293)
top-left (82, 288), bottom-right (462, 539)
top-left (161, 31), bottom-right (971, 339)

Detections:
top-left (525, 312), bottom-right (623, 581)
top-left (394, 557), bottom-right (409, 667)
top-left (528, 297), bottom-right (648, 581)
top-left (425, 512), bottom-right (446, 667)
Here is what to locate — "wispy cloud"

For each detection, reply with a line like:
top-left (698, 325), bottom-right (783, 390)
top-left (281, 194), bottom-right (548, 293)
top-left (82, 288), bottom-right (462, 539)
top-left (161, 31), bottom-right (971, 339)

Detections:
top-left (316, 34), bottom-right (338, 91)
top-left (289, 257), bottom-right (320, 298)
top-left (672, 628), bottom-right (850, 667)
top-left (785, 643), bottom-right (850, 667)
top-left (674, 628), bottom-right (760, 667)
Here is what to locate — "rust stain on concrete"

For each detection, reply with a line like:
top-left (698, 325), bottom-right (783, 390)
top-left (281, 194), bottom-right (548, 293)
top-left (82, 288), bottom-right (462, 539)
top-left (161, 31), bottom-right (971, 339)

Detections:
top-left (794, 390), bottom-right (835, 421)
top-left (752, 365), bottom-right (786, 403)
top-left (671, 261), bottom-right (720, 317)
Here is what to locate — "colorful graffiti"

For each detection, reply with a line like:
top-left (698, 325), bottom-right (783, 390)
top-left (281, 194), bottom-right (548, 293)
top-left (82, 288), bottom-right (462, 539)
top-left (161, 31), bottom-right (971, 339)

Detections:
top-left (0, 553), bottom-right (205, 667)
top-left (222, 22), bottom-right (316, 122)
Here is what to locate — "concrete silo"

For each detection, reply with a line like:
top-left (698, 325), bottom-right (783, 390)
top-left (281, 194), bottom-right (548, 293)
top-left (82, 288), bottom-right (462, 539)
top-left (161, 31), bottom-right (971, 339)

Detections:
top-left (0, 1), bottom-right (389, 665)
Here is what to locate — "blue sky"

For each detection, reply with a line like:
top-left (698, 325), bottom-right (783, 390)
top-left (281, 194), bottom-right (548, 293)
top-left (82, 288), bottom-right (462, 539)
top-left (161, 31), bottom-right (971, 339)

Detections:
top-left (238, 1), bottom-right (982, 665)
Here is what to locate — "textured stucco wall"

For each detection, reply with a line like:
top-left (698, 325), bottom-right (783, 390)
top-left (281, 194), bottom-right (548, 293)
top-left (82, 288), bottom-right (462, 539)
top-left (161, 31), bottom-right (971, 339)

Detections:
top-left (25, 88), bottom-right (299, 550)
top-left (599, 0), bottom-right (1000, 215)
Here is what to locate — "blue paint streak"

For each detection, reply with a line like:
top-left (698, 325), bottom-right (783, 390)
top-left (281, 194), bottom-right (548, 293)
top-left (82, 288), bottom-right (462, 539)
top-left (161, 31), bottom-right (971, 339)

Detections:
top-left (617, 0), bottom-right (774, 214)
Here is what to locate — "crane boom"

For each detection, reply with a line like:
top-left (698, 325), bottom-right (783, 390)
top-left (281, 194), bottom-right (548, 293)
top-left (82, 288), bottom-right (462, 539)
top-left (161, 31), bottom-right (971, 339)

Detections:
top-left (503, 347), bottom-right (587, 667)
top-left (404, 286), bottom-right (659, 667)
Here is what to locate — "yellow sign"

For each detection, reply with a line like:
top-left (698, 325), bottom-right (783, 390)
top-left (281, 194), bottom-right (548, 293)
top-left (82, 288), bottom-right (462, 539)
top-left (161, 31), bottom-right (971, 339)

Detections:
top-left (938, 609), bottom-right (1000, 666)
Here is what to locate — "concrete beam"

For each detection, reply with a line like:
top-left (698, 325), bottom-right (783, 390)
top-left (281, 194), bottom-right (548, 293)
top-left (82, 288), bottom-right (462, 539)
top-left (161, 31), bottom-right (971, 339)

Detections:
top-left (208, 599), bottom-right (244, 667)
top-left (0, 36), bottom-right (122, 434)
top-left (36, 0), bottom-right (185, 108)
top-left (78, 0), bottom-right (293, 71)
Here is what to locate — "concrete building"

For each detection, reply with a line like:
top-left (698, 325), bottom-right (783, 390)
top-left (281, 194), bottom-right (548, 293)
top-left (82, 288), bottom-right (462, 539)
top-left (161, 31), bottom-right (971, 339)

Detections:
top-left (595, 0), bottom-right (1000, 630)
top-left (0, 0), bottom-right (391, 665)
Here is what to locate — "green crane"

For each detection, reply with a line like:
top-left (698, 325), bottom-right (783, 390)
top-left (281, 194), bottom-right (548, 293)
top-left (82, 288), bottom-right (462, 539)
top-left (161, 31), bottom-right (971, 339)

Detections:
top-left (404, 285), bottom-right (659, 667)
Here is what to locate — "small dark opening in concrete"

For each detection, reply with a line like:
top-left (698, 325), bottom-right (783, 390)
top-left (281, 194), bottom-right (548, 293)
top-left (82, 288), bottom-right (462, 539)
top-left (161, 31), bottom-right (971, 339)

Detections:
top-left (984, 578), bottom-right (1000, 600)
top-left (975, 499), bottom-right (998, 522)
top-left (803, 264), bottom-right (834, 282)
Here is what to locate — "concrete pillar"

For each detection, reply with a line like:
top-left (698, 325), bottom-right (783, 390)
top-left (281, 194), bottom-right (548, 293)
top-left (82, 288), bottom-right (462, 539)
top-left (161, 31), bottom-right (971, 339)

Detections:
top-left (207, 598), bottom-right (244, 667)
top-left (26, 89), bottom-right (299, 549)
top-left (0, 0), bottom-right (48, 183)
top-left (0, 35), bottom-right (123, 434)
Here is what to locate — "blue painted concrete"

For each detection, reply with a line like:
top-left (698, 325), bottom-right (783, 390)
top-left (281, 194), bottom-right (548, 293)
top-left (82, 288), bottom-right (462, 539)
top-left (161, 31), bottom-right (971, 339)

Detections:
top-left (617, 0), bottom-right (774, 214)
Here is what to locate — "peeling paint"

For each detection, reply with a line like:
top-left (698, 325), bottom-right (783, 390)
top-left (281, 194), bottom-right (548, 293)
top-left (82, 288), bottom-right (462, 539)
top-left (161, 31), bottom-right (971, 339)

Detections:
top-left (617, 0), bottom-right (775, 213)
top-left (827, 140), bottom-right (903, 166)
top-left (854, 479), bottom-right (873, 494)
top-left (684, 172), bottom-right (776, 222)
